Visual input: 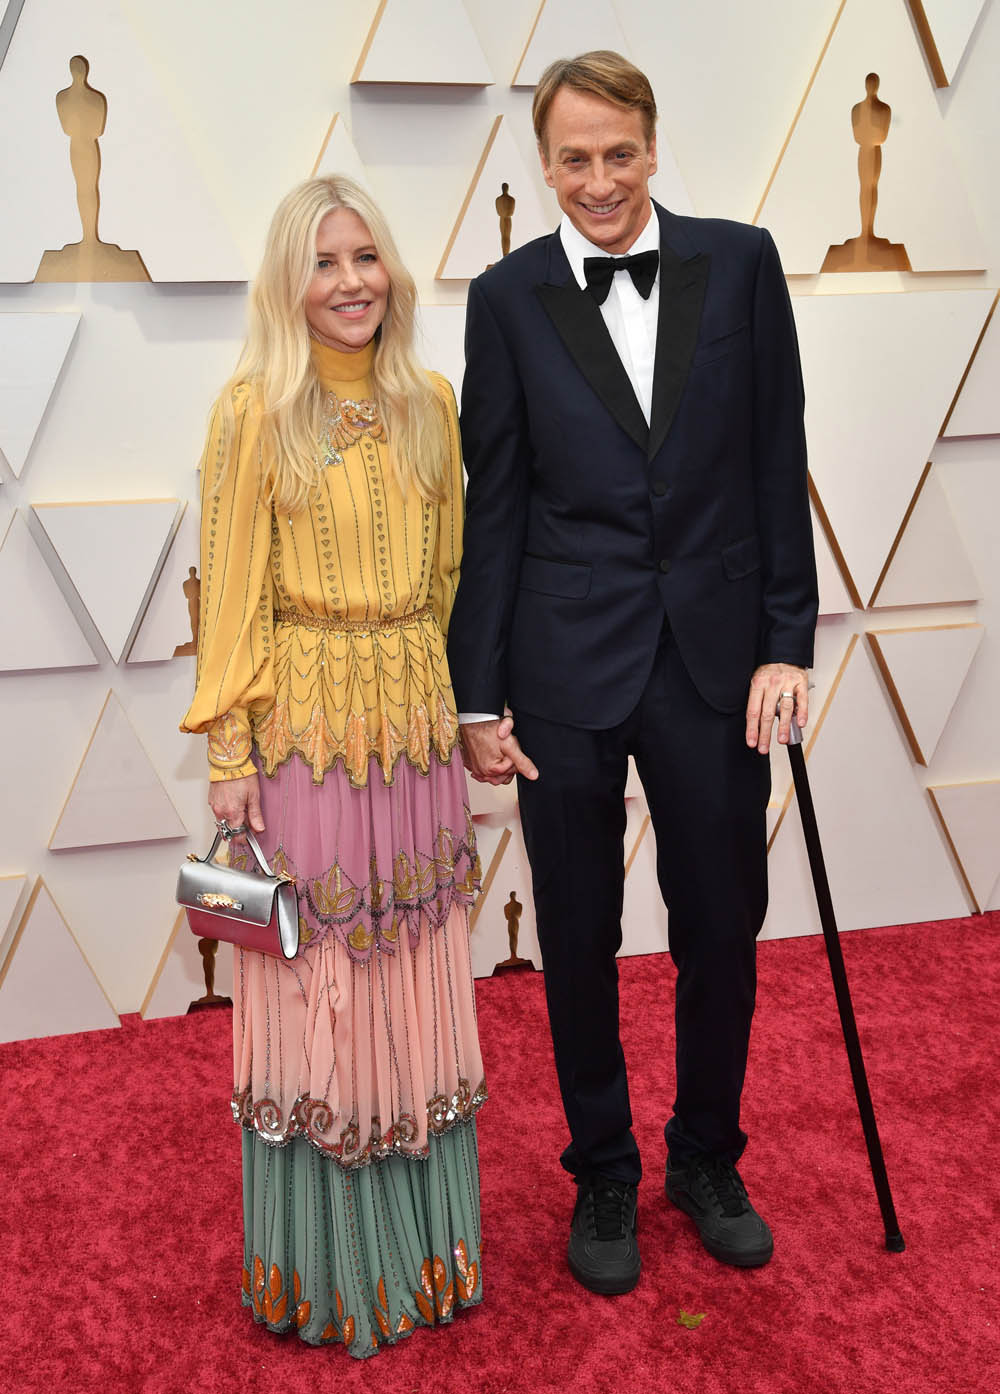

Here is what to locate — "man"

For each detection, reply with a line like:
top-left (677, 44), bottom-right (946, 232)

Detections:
top-left (448, 51), bottom-right (817, 1295)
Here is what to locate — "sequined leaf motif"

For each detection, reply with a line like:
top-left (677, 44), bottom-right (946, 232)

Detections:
top-left (432, 1255), bottom-right (448, 1294)
top-left (678, 1310), bottom-right (706, 1329)
top-left (207, 711), bottom-right (252, 765)
top-left (335, 1289), bottom-right (345, 1322)
top-left (252, 1255), bottom-right (265, 1314)
top-left (406, 703), bottom-right (431, 769)
top-left (320, 1321), bottom-right (337, 1342)
top-left (434, 691), bottom-right (457, 756)
top-left (341, 1315), bottom-right (355, 1347)
top-left (299, 703), bottom-right (337, 777)
top-left (378, 712), bottom-right (406, 774)
top-left (344, 711), bottom-right (369, 785)
top-left (254, 700), bottom-right (295, 768)
top-left (295, 1300), bottom-right (311, 1329)
top-left (374, 1303), bottom-right (392, 1338)
top-left (437, 1281), bottom-right (455, 1319)
top-left (415, 1258), bottom-right (436, 1323)
top-left (454, 1240), bottom-right (469, 1280)
top-left (464, 1262), bottom-right (479, 1299)
top-left (241, 1266), bottom-right (252, 1297)
top-left (397, 1311), bottom-right (415, 1334)
top-left (312, 864), bottom-right (357, 917)
top-left (414, 1288), bottom-right (435, 1324)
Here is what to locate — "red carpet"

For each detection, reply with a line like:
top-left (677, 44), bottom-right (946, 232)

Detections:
top-left (5, 914), bottom-right (998, 1393)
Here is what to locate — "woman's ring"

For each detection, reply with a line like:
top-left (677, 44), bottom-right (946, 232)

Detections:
top-left (779, 691), bottom-right (795, 701)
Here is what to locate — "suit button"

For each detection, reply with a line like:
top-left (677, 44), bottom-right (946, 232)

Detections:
top-left (659, 558), bottom-right (671, 574)
top-left (651, 480), bottom-right (668, 498)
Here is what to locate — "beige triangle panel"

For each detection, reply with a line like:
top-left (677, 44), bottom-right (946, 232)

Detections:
top-left (0, 311), bottom-right (80, 477)
top-left (437, 115), bottom-right (555, 279)
top-left (927, 781), bottom-right (1000, 913)
top-left (512, 0), bottom-right (630, 87)
top-left (127, 501), bottom-right (199, 664)
top-left (761, 636), bottom-right (967, 940)
top-left (756, 0), bottom-right (986, 271)
top-left (907, 0), bottom-right (989, 86)
top-left (33, 498), bottom-right (182, 663)
top-left (0, 510), bottom-right (97, 672)
top-left (792, 289), bottom-right (994, 607)
top-left (866, 624), bottom-right (983, 766)
top-left (50, 690), bottom-right (187, 850)
top-left (871, 468), bottom-right (980, 608)
top-left (942, 292), bottom-right (1000, 439)
top-left (0, 877), bottom-right (119, 1044)
top-left (352, 0), bottom-right (493, 85)
top-left (0, 873), bottom-right (28, 971)
top-left (310, 112), bottom-right (371, 189)
top-left (142, 908), bottom-right (236, 1020)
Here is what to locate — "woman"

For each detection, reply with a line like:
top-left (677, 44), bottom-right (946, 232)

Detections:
top-left (181, 175), bottom-right (484, 1358)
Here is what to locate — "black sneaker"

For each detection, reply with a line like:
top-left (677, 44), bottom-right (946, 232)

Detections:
top-left (567, 1174), bottom-right (641, 1295)
top-left (665, 1154), bottom-right (773, 1267)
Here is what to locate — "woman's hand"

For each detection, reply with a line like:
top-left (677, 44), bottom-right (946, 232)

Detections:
top-left (208, 774), bottom-right (265, 835)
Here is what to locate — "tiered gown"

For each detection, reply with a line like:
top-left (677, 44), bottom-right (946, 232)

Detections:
top-left (181, 338), bottom-right (485, 1358)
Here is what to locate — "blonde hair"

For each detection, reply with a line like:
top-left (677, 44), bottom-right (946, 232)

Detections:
top-left (212, 175), bottom-right (447, 511)
top-left (532, 51), bottom-right (657, 152)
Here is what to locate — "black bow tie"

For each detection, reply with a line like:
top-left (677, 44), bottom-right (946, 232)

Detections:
top-left (583, 249), bottom-right (659, 305)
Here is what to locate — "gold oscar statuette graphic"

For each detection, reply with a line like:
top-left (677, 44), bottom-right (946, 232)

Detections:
top-left (187, 937), bottom-right (233, 1013)
top-left (173, 566), bottom-right (200, 657)
top-left (493, 890), bottom-right (535, 975)
top-left (35, 56), bottom-right (151, 283)
top-left (486, 182), bottom-right (516, 271)
top-left (822, 73), bottom-right (911, 273)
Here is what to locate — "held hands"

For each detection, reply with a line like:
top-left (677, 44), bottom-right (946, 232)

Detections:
top-left (207, 773), bottom-right (266, 838)
top-left (460, 716), bottom-right (539, 786)
top-left (746, 662), bottom-right (809, 754)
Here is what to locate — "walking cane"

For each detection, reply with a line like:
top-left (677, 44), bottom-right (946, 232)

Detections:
top-left (784, 719), bottom-right (905, 1252)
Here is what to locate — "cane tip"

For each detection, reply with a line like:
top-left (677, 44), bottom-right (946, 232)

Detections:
top-left (885, 1232), bottom-right (905, 1253)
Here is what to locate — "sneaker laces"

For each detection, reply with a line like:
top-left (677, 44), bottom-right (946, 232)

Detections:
top-left (584, 1178), bottom-right (633, 1241)
top-left (698, 1158), bottom-right (750, 1218)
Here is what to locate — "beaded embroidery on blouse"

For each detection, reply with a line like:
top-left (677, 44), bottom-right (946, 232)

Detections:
top-left (319, 390), bottom-right (385, 469)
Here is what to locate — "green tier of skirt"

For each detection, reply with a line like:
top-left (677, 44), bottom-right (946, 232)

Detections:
top-left (241, 1119), bottom-right (482, 1359)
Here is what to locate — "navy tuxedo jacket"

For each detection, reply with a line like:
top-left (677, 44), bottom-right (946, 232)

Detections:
top-left (447, 202), bottom-right (818, 727)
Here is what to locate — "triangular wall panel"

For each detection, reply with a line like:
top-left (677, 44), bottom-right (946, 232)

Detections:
top-left (908, 0), bottom-right (989, 86)
top-left (0, 311), bottom-right (80, 477)
top-left (871, 469), bottom-right (980, 608)
top-left (438, 116), bottom-right (555, 279)
top-left (0, 511), bottom-right (98, 671)
top-left (762, 639), bottom-right (966, 940)
top-left (928, 781), bottom-right (1000, 913)
top-left (943, 294), bottom-right (1000, 438)
top-left (867, 624), bottom-right (983, 766)
top-left (50, 690), bottom-right (187, 850)
top-left (0, 878), bottom-right (119, 1044)
top-left (311, 112), bottom-right (370, 189)
top-left (0, 873), bottom-right (27, 969)
top-left (812, 501), bottom-right (855, 616)
top-left (352, 0), bottom-right (493, 85)
top-left (126, 501), bottom-right (198, 664)
top-left (793, 289), bottom-right (993, 605)
top-left (757, 0), bottom-right (986, 271)
top-left (0, 0), bottom-right (247, 281)
top-left (513, 0), bottom-right (630, 86)
top-left (33, 498), bottom-right (181, 662)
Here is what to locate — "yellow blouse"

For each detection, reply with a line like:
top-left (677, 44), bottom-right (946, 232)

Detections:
top-left (181, 339), bottom-right (464, 788)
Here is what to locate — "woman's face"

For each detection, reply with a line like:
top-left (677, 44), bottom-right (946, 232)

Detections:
top-left (304, 208), bottom-right (390, 353)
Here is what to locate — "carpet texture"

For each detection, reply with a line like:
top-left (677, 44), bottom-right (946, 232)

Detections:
top-left (4, 913), bottom-right (997, 1393)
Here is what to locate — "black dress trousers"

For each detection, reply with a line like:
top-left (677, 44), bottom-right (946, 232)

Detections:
top-left (514, 625), bottom-right (770, 1185)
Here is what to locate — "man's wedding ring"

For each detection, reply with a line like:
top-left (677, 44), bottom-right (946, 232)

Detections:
top-left (779, 691), bottom-right (794, 701)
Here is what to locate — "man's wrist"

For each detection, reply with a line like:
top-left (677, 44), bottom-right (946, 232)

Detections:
top-left (459, 712), bottom-right (501, 724)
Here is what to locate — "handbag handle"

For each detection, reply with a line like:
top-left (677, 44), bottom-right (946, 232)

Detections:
top-left (199, 827), bottom-right (280, 879)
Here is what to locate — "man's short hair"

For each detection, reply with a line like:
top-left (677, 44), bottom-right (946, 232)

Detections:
top-left (532, 50), bottom-right (657, 152)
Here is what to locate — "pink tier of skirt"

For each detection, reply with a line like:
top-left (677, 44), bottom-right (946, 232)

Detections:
top-left (231, 750), bottom-right (485, 1167)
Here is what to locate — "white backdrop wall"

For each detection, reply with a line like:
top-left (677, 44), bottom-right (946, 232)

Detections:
top-left (1, 0), bottom-right (998, 1041)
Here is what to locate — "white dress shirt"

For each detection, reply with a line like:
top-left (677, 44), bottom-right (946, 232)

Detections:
top-left (459, 204), bottom-right (661, 726)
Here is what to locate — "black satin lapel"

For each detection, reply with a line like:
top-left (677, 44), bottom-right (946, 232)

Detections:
top-left (535, 283), bottom-right (648, 452)
top-left (648, 252), bottom-right (710, 461)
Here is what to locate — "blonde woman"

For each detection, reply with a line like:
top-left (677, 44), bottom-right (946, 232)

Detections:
top-left (182, 176), bottom-right (484, 1357)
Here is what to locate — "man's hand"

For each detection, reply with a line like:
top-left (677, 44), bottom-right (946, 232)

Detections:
top-left (208, 773), bottom-right (265, 834)
top-left (746, 663), bottom-right (809, 754)
top-left (460, 716), bottom-right (539, 785)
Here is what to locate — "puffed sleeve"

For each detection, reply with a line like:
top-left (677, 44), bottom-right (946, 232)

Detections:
top-left (179, 384), bottom-right (275, 781)
top-left (426, 373), bottom-right (464, 637)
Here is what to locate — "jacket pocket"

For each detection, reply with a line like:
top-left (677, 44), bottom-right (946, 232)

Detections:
top-left (518, 553), bottom-right (592, 599)
top-left (722, 534), bottom-right (761, 579)
top-left (692, 322), bottom-right (749, 368)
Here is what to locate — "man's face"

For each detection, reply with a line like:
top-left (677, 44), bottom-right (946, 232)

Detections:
top-left (539, 86), bottom-right (657, 254)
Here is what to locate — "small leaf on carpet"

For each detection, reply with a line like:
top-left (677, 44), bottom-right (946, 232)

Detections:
top-left (678, 1310), bottom-right (706, 1329)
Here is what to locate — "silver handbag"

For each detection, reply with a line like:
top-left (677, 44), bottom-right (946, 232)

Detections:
top-left (176, 822), bottom-right (299, 960)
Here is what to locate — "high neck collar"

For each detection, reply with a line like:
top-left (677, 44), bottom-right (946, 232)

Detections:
top-left (309, 335), bottom-right (376, 385)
